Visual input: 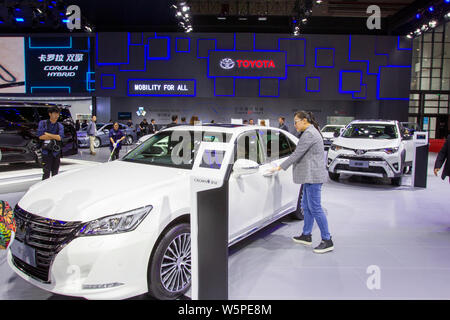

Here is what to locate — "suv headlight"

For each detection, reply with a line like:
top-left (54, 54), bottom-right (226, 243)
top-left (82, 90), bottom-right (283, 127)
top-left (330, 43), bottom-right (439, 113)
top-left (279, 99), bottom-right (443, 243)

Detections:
top-left (77, 205), bottom-right (152, 236)
top-left (372, 147), bottom-right (399, 154)
top-left (330, 144), bottom-right (343, 151)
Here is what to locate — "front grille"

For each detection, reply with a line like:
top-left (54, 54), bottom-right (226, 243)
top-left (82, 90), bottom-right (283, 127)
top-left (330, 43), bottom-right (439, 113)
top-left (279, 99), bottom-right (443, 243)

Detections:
top-left (12, 205), bottom-right (82, 283)
top-left (335, 164), bottom-right (387, 176)
top-left (338, 155), bottom-right (385, 162)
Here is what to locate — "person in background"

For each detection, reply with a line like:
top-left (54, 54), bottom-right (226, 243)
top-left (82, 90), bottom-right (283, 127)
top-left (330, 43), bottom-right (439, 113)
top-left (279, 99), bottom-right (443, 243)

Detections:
top-left (434, 134), bottom-right (450, 183)
top-left (140, 118), bottom-right (149, 135)
top-left (279, 117), bottom-right (289, 132)
top-left (109, 122), bottom-right (125, 161)
top-left (243, 120), bottom-right (248, 125)
top-left (37, 107), bottom-right (64, 180)
top-left (86, 115), bottom-right (97, 155)
top-left (181, 117), bottom-right (187, 125)
top-left (211, 120), bottom-right (215, 124)
top-left (75, 119), bottom-right (81, 131)
top-left (126, 119), bottom-right (133, 128)
top-left (148, 119), bottom-right (157, 134)
top-left (269, 111), bottom-right (333, 254)
top-left (249, 119), bottom-right (255, 125)
top-left (189, 116), bottom-right (199, 125)
top-left (81, 119), bottom-right (88, 129)
top-left (260, 120), bottom-right (266, 126)
top-left (165, 115), bottom-right (179, 128)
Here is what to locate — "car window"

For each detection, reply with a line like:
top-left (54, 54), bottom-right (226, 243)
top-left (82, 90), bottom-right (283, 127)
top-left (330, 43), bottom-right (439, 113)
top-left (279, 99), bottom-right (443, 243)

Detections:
top-left (321, 126), bottom-right (342, 133)
top-left (342, 124), bottom-right (398, 139)
top-left (258, 129), bottom-right (293, 162)
top-left (0, 107), bottom-right (37, 123)
top-left (234, 130), bottom-right (264, 164)
top-left (103, 124), bottom-right (113, 131)
top-left (123, 130), bottom-right (232, 169)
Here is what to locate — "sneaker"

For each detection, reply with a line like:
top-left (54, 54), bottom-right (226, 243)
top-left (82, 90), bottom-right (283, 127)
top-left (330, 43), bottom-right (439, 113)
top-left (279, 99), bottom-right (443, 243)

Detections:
top-left (313, 238), bottom-right (334, 254)
top-left (292, 234), bottom-right (312, 246)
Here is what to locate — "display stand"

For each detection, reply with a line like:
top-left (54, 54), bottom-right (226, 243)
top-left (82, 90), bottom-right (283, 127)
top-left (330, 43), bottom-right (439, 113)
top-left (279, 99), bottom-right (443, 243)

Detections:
top-left (412, 131), bottom-right (429, 188)
top-left (190, 142), bottom-right (234, 300)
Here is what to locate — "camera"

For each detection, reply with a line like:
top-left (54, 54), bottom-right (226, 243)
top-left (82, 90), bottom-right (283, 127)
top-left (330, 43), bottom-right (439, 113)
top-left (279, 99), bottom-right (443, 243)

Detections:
top-left (42, 140), bottom-right (61, 153)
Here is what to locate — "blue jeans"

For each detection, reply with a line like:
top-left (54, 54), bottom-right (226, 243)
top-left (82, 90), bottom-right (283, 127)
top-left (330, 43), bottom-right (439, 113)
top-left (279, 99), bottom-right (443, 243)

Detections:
top-left (301, 183), bottom-right (331, 240)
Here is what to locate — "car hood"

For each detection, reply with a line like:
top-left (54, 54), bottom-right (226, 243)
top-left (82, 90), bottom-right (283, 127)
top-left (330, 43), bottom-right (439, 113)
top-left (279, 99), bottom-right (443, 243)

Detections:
top-left (333, 137), bottom-right (400, 150)
top-left (18, 160), bottom-right (190, 222)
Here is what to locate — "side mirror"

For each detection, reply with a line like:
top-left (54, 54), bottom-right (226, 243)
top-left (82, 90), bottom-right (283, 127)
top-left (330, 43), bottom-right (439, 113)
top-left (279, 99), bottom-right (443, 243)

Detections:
top-left (233, 159), bottom-right (259, 176)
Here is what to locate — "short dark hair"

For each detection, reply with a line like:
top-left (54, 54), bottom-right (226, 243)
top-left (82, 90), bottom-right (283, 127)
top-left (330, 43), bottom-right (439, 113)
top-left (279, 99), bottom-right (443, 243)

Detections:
top-left (48, 106), bottom-right (61, 114)
top-left (181, 117), bottom-right (186, 122)
top-left (279, 117), bottom-right (285, 121)
top-left (151, 119), bottom-right (155, 122)
top-left (172, 115), bottom-right (178, 122)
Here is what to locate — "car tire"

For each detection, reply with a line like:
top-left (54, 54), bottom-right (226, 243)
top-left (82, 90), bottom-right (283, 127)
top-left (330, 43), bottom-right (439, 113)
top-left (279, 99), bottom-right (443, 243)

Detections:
top-left (94, 137), bottom-right (101, 148)
top-left (126, 135), bottom-right (133, 145)
top-left (329, 172), bottom-right (340, 181)
top-left (148, 223), bottom-right (191, 300)
top-left (391, 177), bottom-right (401, 186)
top-left (290, 185), bottom-right (304, 220)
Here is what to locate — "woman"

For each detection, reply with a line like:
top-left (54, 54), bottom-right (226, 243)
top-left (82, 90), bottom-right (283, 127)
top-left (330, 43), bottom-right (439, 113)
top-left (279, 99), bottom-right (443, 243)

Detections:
top-left (109, 122), bottom-right (126, 161)
top-left (269, 111), bottom-right (333, 253)
top-left (189, 116), bottom-right (199, 125)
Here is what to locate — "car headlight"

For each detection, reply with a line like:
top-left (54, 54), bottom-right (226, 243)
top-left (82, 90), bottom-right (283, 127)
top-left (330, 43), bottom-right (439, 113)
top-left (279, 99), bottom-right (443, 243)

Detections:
top-left (77, 205), bottom-right (152, 237)
top-left (374, 147), bottom-right (399, 154)
top-left (330, 144), bottom-right (343, 151)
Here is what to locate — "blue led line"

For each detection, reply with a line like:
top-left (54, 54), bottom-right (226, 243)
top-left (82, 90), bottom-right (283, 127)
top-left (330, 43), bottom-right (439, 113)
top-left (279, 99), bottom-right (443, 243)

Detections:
top-left (175, 38), bottom-right (191, 53)
top-left (101, 74), bottom-right (116, 90)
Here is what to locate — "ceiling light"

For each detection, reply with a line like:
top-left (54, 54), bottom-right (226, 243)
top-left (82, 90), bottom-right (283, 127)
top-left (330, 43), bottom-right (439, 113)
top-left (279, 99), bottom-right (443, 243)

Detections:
top-left (258, 17), bottom-right (267, 21)
top-left (429, 20), bottom-right (437, 28)
top-left (238, 17), bottom-right (248, 21)
top-left (217, 17), bottom-right (226, 20)
top-left (182, 6), bottom-right (189, 12)
top-left (428, 6), bottom-right (434, 12)
top-left (406, 34), bottom-right (412, 39)
top-left (416, 13), bottom-right (421, 19)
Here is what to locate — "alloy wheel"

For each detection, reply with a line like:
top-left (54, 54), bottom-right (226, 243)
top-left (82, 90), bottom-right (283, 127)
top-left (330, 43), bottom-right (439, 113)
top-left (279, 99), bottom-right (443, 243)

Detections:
top-left (160, 233), bottom-right (191, 293)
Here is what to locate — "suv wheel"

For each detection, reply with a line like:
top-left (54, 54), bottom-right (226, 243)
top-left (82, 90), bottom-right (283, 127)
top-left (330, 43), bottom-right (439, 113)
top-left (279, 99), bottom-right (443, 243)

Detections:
top-left (391, 177), bottom-right (401, 186)
top-left (329, 172), bottom-right (340, 181)
top-left (148, 223), bottom-right (191, 300)
top-left (126, 135), bottom-right (133, 145)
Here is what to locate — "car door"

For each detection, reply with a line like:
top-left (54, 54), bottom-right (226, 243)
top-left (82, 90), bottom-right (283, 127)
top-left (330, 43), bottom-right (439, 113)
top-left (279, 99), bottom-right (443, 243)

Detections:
top-left (99, 124), bottom-right (113, 145)
top-left (258, 129), bottom-right (300, 217)
top-left (228, 129), bottom-right (270, 241)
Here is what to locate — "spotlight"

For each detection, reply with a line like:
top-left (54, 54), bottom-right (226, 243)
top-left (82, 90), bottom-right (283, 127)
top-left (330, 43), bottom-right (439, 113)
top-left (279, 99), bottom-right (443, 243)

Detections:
top-left (429, 20), bottom-right (437, 28)
top-left (182, 6), bottom-right (189, 12)
top-left (416, 13), bottom-right (421, 19)
top-left (445, 0), bottom-right (450, 3)
top-left (428, 6), bottom-right (434, 12)
top-left (446, 12), bottom-right (450, 18)
top-left (176, 11), bottom-right (182, 17)
top-left (302, 18), bottom-right (308, 24)
top-left (406, 34), bottom-right (412, 39)
top-left (316, 0), bottom-right (323, 4)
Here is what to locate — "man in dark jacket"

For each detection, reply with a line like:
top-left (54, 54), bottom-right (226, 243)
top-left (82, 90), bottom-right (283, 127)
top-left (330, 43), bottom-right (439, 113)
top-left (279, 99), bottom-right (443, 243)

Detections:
top-left (434, 134), bottom-right (450, 182)
top-left (37, 107), bottom-right (64, 180)
top-left (278, 117), bottom-right (289, 132)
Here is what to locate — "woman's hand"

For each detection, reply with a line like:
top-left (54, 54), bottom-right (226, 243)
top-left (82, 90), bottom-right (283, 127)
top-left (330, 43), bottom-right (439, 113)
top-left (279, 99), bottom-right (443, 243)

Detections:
top-left (434, 168), bottom-right (440, 176)
top-left (269, 166), bottom-right (282, 173)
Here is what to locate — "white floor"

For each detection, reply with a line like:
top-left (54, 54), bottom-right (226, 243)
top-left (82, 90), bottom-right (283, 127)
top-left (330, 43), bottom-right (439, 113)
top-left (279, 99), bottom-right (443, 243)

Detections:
top-left (1, 153), bottom-right (449, 299)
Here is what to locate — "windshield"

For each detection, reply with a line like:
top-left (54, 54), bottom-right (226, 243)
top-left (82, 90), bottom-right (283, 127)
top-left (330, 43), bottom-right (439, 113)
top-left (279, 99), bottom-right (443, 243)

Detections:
top-left (122, 130), bottom-right (233, 169)
top-left (342, 124), bottom-right (398, 139)
top-left (321, 126), bottom-right (343, 133)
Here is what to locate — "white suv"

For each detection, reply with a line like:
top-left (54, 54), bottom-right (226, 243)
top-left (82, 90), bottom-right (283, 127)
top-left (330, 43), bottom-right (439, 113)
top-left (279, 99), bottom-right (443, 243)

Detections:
top-left (8, 124), bottom-right (303, 300)
top-left (327, 120), bottom-right (414, 186)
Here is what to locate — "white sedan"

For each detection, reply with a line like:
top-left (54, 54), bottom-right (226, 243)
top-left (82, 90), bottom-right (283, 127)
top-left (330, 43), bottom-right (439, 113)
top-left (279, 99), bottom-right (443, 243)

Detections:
top-left (8, 124), bottom-right (302, 300)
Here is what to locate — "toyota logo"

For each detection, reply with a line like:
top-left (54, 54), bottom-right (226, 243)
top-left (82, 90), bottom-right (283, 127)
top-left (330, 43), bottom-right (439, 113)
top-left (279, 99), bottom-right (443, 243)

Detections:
top-left (220, 58), bottom-right (235, 70)
top-left (355, 149), bottom-right (367, 155)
